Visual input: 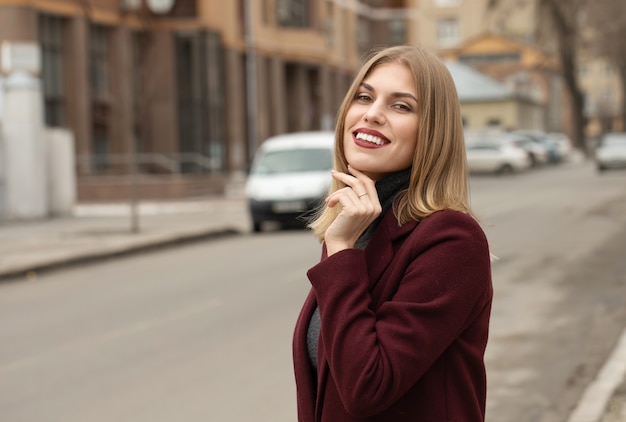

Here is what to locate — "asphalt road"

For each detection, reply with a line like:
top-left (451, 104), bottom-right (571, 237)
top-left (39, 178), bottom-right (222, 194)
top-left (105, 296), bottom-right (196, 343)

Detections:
top-left (470, 163), bottom-right (626, 421)
top-left (0, 161), bottom-right (625, 422)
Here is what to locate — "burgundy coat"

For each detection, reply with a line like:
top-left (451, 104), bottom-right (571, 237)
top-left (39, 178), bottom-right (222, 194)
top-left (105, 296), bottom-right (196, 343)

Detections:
top-left (293, 209), bottom-right (493, 421)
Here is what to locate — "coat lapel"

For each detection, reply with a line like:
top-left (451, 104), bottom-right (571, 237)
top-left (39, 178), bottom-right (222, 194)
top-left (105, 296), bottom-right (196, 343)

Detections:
top-left (294, 211), bottom-right (418, 421)
top-left (363, 210), bottom-right (418, 288)
top-left (293, 289), bottom-right (319, 421)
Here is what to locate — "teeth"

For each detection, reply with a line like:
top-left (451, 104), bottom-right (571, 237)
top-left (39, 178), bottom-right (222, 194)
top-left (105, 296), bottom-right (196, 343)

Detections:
top-left (355, 132), bottom-right (385, 146)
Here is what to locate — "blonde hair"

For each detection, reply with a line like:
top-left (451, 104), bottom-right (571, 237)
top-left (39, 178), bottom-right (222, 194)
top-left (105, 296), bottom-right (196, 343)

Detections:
top-left (309, 45), bottom-right (473, 241)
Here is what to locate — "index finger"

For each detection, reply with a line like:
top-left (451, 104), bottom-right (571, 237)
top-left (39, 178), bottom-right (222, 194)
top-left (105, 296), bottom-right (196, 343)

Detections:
top-left (346, 165), bottom-right (377, 195)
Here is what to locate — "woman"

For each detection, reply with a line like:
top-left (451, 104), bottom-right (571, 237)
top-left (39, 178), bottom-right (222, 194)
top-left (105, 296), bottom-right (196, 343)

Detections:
top-left (292, 45), bottom-right (493, 421)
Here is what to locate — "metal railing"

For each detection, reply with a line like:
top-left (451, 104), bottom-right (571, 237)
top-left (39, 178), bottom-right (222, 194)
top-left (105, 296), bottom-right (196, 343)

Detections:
top-left (76, 152), bottom-right (222, 175)
top-left (75, 152), bottom-right (224, 233)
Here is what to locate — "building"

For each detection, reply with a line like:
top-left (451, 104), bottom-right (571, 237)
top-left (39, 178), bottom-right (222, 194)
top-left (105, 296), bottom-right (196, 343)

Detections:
top-left (579, 55), bottom-right (624, 136)
top-left (0, 0), bottom-right (416, 202)
top-left (445, 60), bottom-right (544, 131)
top-left (441, 32), bottom-right (563, 133)
top-left (0, 0), bottom-right (621, 208)
top-left (414, 0), bottom-right (535, 52)
top-left (418, 0), bottom-right (624, 138)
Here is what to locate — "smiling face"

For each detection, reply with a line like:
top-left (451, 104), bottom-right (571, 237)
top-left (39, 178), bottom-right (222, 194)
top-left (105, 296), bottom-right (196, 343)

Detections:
top-left (343, 62), bottom-right (419, 180)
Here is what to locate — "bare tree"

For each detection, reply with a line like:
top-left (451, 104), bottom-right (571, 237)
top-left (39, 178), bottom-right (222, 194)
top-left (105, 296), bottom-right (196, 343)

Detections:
top-left (585, 0), bottom-right (626, 133)
top-left (489, 0), bottom-right (588, 152)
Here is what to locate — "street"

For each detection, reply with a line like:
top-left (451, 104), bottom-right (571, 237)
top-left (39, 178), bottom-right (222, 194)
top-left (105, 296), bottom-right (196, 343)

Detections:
top-left (1, 161), bottom-right (625, 422)
top-left (472, 163), bottom-right (626, 421)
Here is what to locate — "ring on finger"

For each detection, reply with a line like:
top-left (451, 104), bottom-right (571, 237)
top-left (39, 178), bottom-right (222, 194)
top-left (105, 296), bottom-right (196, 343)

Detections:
top-left (358, 192), bottom-right (368, 197)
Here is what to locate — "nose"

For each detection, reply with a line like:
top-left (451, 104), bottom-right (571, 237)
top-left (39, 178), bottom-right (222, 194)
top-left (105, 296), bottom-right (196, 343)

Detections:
top-left (363, 100), bottom-right (386, 125)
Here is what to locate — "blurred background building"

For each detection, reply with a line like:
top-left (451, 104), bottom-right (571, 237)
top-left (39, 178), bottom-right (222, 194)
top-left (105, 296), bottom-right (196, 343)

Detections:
top-left (0, 0), bottom-right (622, 208)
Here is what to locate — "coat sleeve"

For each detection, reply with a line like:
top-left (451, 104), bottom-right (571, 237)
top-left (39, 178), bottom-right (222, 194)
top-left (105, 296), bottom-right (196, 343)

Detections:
top-left (307, 211), bottom-right (491, 417)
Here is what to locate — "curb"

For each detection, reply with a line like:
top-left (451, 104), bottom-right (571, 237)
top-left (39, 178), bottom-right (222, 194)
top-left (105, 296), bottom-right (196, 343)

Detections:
top-left (0, 227), bottom-right (242, 282)
top-left (567, 326), bottom-right (626, 422)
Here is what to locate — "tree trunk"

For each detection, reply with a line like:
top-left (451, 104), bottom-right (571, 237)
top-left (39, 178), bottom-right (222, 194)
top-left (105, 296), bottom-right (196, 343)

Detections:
top-left (560, 46), bottom-right (587, 153)
top-left (543, 0), bottom-right (588, 153)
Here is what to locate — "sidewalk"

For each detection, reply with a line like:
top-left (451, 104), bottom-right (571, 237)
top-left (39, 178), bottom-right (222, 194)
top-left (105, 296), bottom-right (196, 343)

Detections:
top-left (0, 194), bottom-right (250, 281)
top-left (0, 192), bottom-right (624, 422)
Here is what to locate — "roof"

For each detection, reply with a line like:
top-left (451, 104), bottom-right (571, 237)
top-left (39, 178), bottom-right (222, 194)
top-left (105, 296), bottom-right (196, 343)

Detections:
top-left (444, 60), bottom-right (513, 101)
top-left (440, 30), bottom-right (557, 71)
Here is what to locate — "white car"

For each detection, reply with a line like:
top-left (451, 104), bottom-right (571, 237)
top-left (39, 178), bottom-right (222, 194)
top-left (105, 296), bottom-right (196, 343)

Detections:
top-left (596, 132), bottom-right (626, 172)
top-left (547, 132), bottom-right (574, 161)
top-left (507, 132), bottom-right (550, 166)
top-left (465, 137), bottom-right (531, 175)
top-left (245, 131), bottom-right (335, 232)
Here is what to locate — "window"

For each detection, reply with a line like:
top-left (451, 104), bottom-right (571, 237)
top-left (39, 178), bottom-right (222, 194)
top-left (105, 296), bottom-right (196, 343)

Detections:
top-left (175, 31), bottom-right (225, 173)
top-left (251, 149), bottom-right (332, 174)
top-left (262, 0), bottom-right (271, 24)
top-left (437, 18), bottom-right (459, 48)
top-left (326, 0), bottom-right (334, 47)
top-left (89, 24), bottom-right (111, 171)
top-left (356, 16), bottom-right (371, 56)
top-left (39, 14), bottom-right (66, 127)
top-left (583, 91), bottom-right (593, 114)
top-left (277, 0), bottom-right (309, 28)
top-left (487, 118), bottom-right (502, 127)
top-left (176, 32), bottom-right (207, 172)
top-left (602, 89), bottom-right (614, 103)
top-left (389, 18), bottom-right (406, 45)
top-left (89, 25), bottom-right (110, 102)
top-left (131, 31), bottom-right (147, 155)
top-left (459, 53), bottom-right (520, 65)
top-left (167, 0), bottom-right (197, 18)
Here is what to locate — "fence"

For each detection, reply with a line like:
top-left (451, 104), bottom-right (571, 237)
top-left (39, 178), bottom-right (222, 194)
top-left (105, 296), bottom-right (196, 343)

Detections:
top-left (76, 152), bottom-right (221, 175)
top-left (75, 152), bottom-right (227, 201)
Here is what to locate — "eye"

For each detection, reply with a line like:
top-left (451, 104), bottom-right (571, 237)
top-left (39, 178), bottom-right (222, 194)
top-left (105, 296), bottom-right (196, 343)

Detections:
top-left (393, 103), bottom-right (413, 112)
top-left (354, 92), bottom-right (373, 103)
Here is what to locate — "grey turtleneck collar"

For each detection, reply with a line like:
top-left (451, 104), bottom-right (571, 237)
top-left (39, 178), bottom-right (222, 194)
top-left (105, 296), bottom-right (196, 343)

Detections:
top-left (354, 167), bottom-right (412, 249)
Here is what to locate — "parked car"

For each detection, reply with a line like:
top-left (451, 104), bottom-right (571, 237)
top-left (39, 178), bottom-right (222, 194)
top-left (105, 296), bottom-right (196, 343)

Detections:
top-left (512, 130), bottom-right (560, 164)
top-left (245, 131), bottom-right (335, 232)
top-left (595, 132), bottom-right (626, 172)
top-left (465, 134), bottom-right (532, 175)
top-left (546, 132), bottom-right (575, 161)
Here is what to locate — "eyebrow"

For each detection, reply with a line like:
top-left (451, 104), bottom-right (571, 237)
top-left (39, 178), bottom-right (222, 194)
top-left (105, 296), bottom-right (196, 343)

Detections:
top-left (360, 82), bottom-right (418, 104)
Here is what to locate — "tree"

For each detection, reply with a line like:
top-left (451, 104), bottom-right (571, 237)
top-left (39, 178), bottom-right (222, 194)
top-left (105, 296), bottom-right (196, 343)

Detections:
top-left (488, 0), bottom-right (588, 152)
top-left (585, 0), bottom-right (626, 133)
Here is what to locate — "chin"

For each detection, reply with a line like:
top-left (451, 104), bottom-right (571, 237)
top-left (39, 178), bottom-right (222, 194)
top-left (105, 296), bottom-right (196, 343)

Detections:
top-left (355, 167), bottom-right (383, 180)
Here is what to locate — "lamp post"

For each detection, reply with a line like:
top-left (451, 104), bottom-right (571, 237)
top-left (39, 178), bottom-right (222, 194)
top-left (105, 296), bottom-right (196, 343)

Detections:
top-left (244, 0), bottom-right (258, 164)
top-left (121, 0), bottom-right (175, 233)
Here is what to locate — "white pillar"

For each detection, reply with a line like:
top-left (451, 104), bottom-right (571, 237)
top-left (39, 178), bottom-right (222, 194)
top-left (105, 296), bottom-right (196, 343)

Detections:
top-left (0, 75), bottom-right (5, 122)
top-left (0, 77), bottom-right (5, 219)
top-left (47, 128), bottom-right (76, 216)
top-left (3, 70), bottom-right (48, 219)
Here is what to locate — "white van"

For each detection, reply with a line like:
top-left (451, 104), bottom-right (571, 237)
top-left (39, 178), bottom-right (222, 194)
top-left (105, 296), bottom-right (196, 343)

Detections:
top-left (245, 131), bottom-right (335, 232)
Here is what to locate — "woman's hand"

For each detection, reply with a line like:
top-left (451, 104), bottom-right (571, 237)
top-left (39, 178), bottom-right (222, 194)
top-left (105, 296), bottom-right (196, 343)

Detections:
top-left (324, 166), bottom-right (382, 256)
